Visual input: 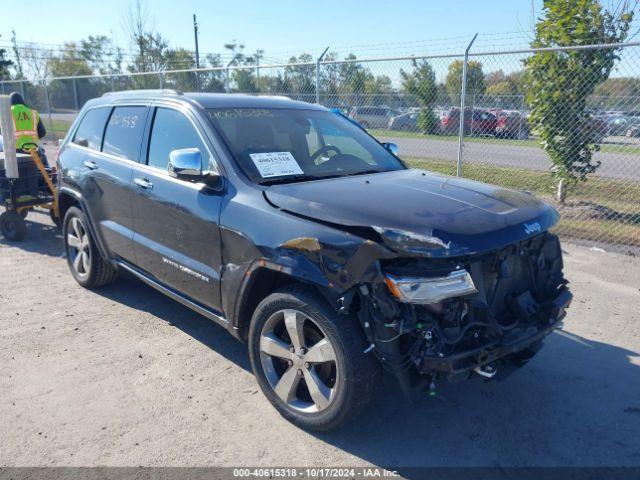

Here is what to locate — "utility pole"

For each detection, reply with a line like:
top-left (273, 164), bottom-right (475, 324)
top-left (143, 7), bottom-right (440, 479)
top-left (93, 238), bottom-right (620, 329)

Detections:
top-left (193, 14), bottom-right (200, 90)
top-left (193, 14), bottom-right (200, 69)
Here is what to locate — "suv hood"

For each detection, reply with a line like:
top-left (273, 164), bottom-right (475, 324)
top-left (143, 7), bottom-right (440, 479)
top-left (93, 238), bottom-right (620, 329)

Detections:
top-left (265, 169), bottom-right (559, 257)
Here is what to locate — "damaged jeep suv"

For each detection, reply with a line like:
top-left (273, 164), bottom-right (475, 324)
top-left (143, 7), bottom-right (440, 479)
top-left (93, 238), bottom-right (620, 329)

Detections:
top-left (57, 91), bottom-right (572, 431)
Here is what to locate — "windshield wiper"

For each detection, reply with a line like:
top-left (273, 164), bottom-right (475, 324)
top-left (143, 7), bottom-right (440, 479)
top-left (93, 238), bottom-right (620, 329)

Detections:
top-left (259, 174), bottom-right (332, 185)
top-left (259, 170), bottom-right (385, 185)
top-left (342, 169), bottom-right (384, 177)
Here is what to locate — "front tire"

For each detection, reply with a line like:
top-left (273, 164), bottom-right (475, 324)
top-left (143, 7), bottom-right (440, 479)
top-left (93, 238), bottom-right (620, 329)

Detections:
top-left (63, 206), bottom-right (117, 288)
top-left (248, 286), bottom-right (379, 431)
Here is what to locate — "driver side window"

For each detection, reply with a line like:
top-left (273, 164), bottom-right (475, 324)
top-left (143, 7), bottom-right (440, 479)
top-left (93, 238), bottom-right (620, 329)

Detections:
top-left (147, 108), bottom-right (210, 170)
top-left (313, 118), bottom-right (376, 165)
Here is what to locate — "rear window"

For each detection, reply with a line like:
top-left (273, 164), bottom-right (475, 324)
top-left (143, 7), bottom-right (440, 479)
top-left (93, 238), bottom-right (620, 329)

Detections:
top-left (72, 107), bottom-right (111, 150)
top-left (102, 106), bottom-right (147, 161)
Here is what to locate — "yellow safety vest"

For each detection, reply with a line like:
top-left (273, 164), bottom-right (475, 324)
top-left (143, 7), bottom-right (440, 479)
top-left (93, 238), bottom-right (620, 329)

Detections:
top-left (11, 104), bottom-right (40, 150)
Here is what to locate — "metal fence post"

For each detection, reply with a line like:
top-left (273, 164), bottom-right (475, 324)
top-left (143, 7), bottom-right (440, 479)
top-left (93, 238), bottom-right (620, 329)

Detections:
top-left (456, 33), bottom-right (478, 177)
top-left (316, 46), bottom-right (329, 105)
top-left (158, 72), bottom-right (164, 89)
top-left (72, 78), bottom-right (80, 112)
top-left (110, 76), bottom-right (115, 92)
top-left (20, 81), bottom-right (25, 102)
top-left (225, 68), bottom-right (230, 93)
top-left (517, 95), bottom-right (525, 140)
top-left (255, 59), bottom-right (260, 93)
top-left (1, 82), bottom-right (5, 94)
top-left (43, 81), bottom-right (55, 142)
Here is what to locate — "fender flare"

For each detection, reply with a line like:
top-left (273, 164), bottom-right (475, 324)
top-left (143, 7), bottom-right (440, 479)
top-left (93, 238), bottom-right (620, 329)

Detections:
top-left (58, 187), bottom-right (113, 266)
top-left (228, 258), bottom-right (336, 336)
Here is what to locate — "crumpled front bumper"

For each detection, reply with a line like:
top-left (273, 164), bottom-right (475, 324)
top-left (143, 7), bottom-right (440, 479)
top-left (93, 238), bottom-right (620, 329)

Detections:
top-left (418, 287), bottom-right (573, 381)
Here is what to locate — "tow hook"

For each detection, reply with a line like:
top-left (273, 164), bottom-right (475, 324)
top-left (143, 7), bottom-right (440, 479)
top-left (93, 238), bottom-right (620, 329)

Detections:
top-left (474, 364), bottom-right (498, 379)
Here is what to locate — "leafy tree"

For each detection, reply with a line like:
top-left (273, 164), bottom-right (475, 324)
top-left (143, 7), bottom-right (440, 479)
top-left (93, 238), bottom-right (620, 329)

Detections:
top-left (10, 30), bottom-right (23, 79)
top-left (163, 48), bottom-right (198, 91)
top-left (400, 59), bottom-right (439, 133)
top-left (523, 0), bottom-right (635, 203)
top-left (485, 70), bottom-right (524, 100)
top-left (445, 60), bottom-right (485, 101)
top-left (47, 43), bottom-right (97, 109)
top-left (593, 77), bottom-right (640, 109)
top-left (201, 53), bottom-right (225, 92)
top-left (224, 41), bottom-right (257, 93)
top-left (79, 36), bottom-right (123, 75)
top-left (285, 53), bottom-right (315, 97)
top-left (0, 45), bottom-right (12, 80)
top-left (486, 81), bottom-right (517, 97)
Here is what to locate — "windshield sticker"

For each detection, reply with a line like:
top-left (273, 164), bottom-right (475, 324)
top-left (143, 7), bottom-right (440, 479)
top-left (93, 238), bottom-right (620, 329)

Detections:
top-left (249, 151), bottom-right (304, 178)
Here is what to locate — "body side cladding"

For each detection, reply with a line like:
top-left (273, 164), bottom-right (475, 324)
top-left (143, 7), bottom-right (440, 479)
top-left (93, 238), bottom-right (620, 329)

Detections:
top-left (117, 260), bottom-right (230, 329)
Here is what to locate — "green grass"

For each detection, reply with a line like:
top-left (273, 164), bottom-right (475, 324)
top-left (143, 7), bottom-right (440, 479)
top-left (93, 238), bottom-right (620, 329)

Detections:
top-left (42, 118), bottom-right (72, 138)
top-left (370, 128), bottom-right (640, 155)
top-left (406, 157), bottom-right (640, 247)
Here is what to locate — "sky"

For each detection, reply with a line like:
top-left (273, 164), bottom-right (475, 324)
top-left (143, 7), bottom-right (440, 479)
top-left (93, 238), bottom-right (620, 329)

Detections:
top-left (0, 0), bottom-right (545, 63)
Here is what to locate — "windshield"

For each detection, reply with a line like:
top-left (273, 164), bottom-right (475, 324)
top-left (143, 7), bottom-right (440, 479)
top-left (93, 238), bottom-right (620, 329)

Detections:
top-left (208, 108), bottom-right (405, 184)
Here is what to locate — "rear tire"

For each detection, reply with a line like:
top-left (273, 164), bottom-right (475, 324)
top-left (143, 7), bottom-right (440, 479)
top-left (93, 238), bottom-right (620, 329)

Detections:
top-left (248, 285), bottom-right (379, 431)
top-left (0, 210), bottom-right (27, 241)
top-left (63, 206), bottom-right (117, 288)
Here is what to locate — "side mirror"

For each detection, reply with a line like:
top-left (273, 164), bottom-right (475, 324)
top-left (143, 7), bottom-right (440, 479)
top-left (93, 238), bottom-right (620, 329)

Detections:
top-left (168, 148), bottom-right (204, 179)
top-left (382, 142), bottom-right (399, 156)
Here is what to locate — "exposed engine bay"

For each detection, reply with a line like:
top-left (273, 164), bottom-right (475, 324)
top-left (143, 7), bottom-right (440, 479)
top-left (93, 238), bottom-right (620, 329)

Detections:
top-left (349, 232), bottom-right (572, 388)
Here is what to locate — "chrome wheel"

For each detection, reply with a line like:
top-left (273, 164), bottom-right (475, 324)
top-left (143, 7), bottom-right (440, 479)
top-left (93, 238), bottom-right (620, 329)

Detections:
top-left (259, 309), bottom-right (339, 413)
top-left (67, 217), bottom-right (91, 280)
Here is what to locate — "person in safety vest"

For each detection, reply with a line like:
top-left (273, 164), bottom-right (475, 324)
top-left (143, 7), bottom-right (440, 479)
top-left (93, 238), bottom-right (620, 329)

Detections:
top-left (9, 91), bottom-right (47, 152)
top-left (8, 91), bottom-right (48, 166)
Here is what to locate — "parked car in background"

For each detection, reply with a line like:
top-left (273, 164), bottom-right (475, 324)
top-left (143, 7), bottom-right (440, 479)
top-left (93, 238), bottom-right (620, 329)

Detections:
top-left (388, 111), bottom-right (418, 131)
top-left (494, 110), bottom-right (530, 139)
top-left (589, 115), bottom-right (610, 144)
top-left (605, 115), bottom-right (635, 136)
top-left (349, 106), bottom-right (399, 129)
top-left (440, 108), bottom-right (497, 136)
top-left (626, 124), bottom-right (640, 137)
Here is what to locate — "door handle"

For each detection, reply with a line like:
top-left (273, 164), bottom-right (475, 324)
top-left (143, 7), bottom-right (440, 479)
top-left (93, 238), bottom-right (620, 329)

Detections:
top-left (134, 178), bottom-right (153, 189)
top-left (84, 160), bottom-right (98, 170)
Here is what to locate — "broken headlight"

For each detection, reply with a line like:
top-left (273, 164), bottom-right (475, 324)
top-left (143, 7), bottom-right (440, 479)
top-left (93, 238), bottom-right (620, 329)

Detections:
top-left (384, 269), bottom-right (477, 304)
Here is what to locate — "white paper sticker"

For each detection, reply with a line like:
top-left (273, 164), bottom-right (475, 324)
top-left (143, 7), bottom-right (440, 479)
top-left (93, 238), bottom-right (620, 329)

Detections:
top-left (249, 151), bottom-right (304, 178)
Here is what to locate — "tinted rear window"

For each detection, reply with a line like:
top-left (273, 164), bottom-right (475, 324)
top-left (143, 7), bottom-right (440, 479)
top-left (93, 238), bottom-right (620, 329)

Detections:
top-left (72, 107), bottom-right (111, 150)
top-left (102, 106), bottom-right (147, 161)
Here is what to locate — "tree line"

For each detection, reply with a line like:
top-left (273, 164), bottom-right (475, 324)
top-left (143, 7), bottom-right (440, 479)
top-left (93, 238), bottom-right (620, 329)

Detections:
top-left (0, 0), bottom-right (637, 203)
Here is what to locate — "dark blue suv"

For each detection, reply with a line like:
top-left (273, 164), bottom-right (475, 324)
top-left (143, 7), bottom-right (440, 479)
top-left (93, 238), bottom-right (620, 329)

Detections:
top-left (57, 90), bottom-right (572, 430)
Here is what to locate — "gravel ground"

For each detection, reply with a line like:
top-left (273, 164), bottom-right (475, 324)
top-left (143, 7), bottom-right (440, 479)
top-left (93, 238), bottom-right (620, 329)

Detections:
top-left (1, 209), bottom-right (639, 468)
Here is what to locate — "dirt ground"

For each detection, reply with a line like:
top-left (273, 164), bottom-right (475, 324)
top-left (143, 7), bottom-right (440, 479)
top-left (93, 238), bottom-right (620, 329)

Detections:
top-left (1, 209), bottom-right (639, 468)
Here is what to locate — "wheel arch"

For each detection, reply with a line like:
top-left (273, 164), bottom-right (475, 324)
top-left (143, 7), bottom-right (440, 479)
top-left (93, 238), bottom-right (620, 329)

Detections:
top-left (58, 188), bottom-right (81, 221)
top-left (58, 187), bottom-right (112, 265)
top-left (232, 264), bottom-right (335, 342)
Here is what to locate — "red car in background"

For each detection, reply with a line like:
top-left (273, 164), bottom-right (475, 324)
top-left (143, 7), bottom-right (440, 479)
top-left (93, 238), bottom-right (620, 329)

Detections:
top-left (493, 109), bottom-right (530, 139)
top-left (440, 108), bottom-right (497, 136)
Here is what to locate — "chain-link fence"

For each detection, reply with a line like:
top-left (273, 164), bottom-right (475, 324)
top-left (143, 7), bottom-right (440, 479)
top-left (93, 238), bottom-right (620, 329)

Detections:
top-left (2, 42), bottom-right (639, 250)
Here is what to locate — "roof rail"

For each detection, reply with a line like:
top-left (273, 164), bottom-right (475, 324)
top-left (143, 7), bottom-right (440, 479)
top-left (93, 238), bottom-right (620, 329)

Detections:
top-left (102, 89), bottom-right (183, 97)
